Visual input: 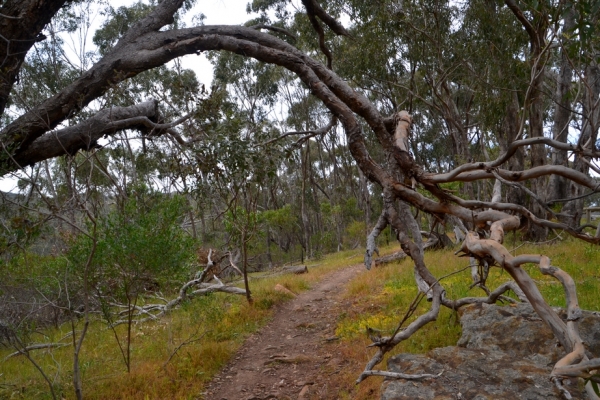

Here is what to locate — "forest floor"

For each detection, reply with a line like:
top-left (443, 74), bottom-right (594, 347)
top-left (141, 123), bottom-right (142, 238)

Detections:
top-left (202, 263), bottom-right (375, 400)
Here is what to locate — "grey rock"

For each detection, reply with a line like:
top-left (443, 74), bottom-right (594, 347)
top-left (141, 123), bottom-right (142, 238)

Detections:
top-left (457, 303), bottom-right (560, 366)
top-left (381, 303), bottom-right (600, 400)
top-left (459, 303), bottom-right (600, 365)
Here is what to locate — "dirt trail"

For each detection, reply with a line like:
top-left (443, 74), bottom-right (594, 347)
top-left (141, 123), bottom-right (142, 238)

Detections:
top-left (203, 263), bottom-right (366, 400)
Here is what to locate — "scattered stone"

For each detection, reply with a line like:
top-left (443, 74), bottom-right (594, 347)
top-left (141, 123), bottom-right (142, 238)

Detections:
top-left (274, 284), bottom-right (297, 297)
top-left (298, 385), bottom-right (310, 399)
top-left (458, 302), bottom-right (600, 365)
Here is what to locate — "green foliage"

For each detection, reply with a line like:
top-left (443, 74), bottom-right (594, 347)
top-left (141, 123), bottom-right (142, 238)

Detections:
top-left (67, 192), bottom-right (196, 300)
top-left (346, 220), bottom-right (366, 246)
top-left (224, 206), bottom-right (262, 243)
top-left (0, 237), bottom-right (361, 400)
top-left (93, 3), bottom-right (155, 55)
top-left (589, 379), bottom-right (600, 397)
top-left (262, 204), bottom-right (297, 233)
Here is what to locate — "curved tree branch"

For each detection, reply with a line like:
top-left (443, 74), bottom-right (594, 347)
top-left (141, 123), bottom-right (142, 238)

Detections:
top-left (300, 0), bottom-right (351, 37)
top-left (10, 100), bottom-right (172, 168)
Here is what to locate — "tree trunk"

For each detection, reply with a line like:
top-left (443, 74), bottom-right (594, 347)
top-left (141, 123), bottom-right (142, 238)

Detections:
top-left (301, 143), bottom-right (312, 258)
top-left (499, 92), bottom-right (526, 207)
top-left (242, 230), bottom-right (253, 304)
top-left (528, 67), bottom-right (549, 241)
top-left (563, 61), bottom-right (600, 228)
top-left (360, 169), bottom-right (371, 231)
top-left (547, 9), bottom-right (575, 207)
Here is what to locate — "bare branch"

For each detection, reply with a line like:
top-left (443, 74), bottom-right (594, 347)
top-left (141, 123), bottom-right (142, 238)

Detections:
top-left (358, 369), bottom-right (442, 381)
top-left (442, 281), bottom-right (528, 309)
top-left (260, 116), bottom-right (337, 147)
top-left (300, 0), bottom-right (351, 37)
top-left (2, 342), bottom-right (68, 362)
top-left (250, 24), bottom-right (297, 41)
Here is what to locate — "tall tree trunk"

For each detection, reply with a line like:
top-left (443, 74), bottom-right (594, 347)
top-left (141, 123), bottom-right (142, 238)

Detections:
top-left (548, 8), bottom-right (575, 207)
top-left (359, 169), bottom-right (371, 231)
top-left (498, 92), bottom-right (526, 206)
top-left (527, 26), bottom-right (550, 241)
top-left (438, 81), bottom-right (475, 200)
top-left (505, 0), bottom-right (549, 241)
top-left (528, 79), bottom-right (549, 240)
top-left (301, 143), bottom-right (311, 258)
top-left (264, 196), bottom-right (273, 268)
top-left (241, 230), bottom-right (253, 304)
top-left (563, 61), bottom-right (600, 227)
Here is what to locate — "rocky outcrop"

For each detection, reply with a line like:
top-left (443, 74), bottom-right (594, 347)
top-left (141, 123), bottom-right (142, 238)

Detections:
top-left (382, 302), bottom-right (600, 399)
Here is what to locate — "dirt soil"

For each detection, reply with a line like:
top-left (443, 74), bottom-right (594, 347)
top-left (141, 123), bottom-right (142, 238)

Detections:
top-left (203, 263), bottom-right (367, 400)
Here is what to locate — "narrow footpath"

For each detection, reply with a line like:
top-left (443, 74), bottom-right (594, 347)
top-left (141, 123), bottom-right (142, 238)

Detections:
top-left (203, 263), bottom-right (367, 400)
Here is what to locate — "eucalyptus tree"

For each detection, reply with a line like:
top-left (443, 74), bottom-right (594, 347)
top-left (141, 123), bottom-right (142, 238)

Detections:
top-left (1, 0), bottom-right (600, 398)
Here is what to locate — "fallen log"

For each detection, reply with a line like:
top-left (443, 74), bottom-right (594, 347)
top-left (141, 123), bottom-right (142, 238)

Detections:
top-left (282, 265), bottom-right (308, 274)
top-left (374, 251), bottom-right (408, 266)
top-left (374, 234), bottom-right (440, 267)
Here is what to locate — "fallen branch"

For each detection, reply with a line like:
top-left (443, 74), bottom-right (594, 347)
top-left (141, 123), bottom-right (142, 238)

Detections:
top-left (108, 275), bottom-right (246, 326)
top-left (357, 369), bottom-right (442, 380)
top-left (442, 280), bottom-right (527, 309)
top-left (2, 342), bottom-right (69, 362)
top-left (373, 233), bottom-right (439, 267)
top-left (228, 252), bottom-right (244, 276)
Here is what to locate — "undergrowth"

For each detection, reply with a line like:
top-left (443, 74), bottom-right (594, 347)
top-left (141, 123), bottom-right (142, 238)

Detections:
top-left (1, 239), bottom-right (598, 399)
top-left (0, 248), bottom-right (366, 400)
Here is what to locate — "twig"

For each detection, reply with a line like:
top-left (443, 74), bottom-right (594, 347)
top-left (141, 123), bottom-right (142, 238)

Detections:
top-left (163, 329), bottom-right (208, 368)
top-left (250, 24), bottom-right (297, 41)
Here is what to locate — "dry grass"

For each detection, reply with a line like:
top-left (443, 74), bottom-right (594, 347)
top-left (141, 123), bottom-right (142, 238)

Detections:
top-left (328, 236), bottom-right (600, 398)
top-left (0, 248), bottom-right (371, 400)
top-left (2, 238), bottom-right (598, 399)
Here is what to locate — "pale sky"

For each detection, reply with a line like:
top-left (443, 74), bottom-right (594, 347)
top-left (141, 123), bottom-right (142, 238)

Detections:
top-left (180, 0), bottom-right (257, 84)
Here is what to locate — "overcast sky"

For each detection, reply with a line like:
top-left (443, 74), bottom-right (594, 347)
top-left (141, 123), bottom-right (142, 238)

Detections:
top-left (180, 0), bottom-right (257, 84)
